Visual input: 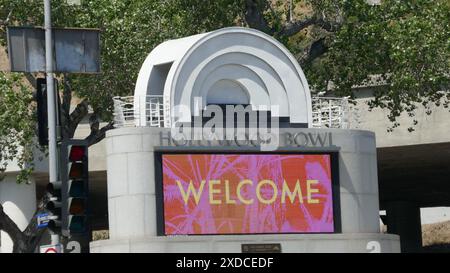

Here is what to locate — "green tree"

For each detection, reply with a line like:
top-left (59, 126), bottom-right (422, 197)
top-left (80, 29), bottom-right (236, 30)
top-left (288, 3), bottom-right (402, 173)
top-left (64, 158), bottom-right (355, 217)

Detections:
top-left (0, 0), bottom-right (448, 252)
top-left (242, 0), bottom-right (449, 130)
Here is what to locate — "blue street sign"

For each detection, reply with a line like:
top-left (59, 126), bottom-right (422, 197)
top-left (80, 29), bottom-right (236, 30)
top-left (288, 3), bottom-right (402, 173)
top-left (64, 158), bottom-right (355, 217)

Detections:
top-left (37, 213), bottom-right (50, 228)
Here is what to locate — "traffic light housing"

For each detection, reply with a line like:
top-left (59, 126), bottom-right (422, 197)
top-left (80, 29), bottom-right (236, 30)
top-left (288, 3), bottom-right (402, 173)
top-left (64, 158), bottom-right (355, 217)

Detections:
top-left (36, 78), bottom-right (48, 146)
top-left (45, 181), bottom-right (62, 233)
top-left (60, 140), bottom-right (90, 237)
top-left (35, 78), bottom-right (60, 146)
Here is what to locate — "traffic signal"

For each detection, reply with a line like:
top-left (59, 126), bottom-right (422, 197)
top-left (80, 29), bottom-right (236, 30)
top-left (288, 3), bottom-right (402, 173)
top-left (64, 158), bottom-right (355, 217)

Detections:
top-left (35, 78), bottom-right (60, 146)
top-left (45, 181), bottom-right (62, 233)
top-left (60, 140), bottom-right (90, 237)
top-left (36, 78), bottom-right (48, 146)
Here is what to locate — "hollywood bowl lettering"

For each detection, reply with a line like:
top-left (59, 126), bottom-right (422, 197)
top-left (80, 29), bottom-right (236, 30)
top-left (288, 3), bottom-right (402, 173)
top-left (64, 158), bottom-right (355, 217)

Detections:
top-left (159, 131), bottom-right (333, 148)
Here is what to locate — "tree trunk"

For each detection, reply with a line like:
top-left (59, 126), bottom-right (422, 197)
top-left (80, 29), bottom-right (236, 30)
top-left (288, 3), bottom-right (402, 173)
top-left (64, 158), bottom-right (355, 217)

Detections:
top-left (0, 203), bottom-right (28, 253)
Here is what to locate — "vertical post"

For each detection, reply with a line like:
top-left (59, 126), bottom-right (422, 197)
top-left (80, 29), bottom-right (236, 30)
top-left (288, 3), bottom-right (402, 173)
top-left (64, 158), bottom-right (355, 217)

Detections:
top-left (386, 201), bottom-right (423, 252)
top-left (328, 100), bottom-right (332, 128)
top-left (44, 0), bottom-right (60, 244)
top-left (44, 0), bottom-right (58, 184)
top-left (50, 233), bottom-right (60, 245)
top-left (289, 0), bottom-right (293, 22)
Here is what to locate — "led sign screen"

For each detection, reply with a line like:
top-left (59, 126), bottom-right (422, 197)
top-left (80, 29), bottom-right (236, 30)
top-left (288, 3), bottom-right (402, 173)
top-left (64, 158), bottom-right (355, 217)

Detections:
top-left (161, 154), bottom-right (336, 235)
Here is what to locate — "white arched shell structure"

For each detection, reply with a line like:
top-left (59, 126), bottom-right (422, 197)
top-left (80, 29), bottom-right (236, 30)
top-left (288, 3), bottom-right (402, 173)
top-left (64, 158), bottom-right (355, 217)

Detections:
top-left (134, 27), bottom-right (313, 127)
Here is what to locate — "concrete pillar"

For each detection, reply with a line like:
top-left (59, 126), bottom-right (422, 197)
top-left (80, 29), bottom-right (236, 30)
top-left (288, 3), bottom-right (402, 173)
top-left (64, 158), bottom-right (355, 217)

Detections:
top-left (105, 131), bottom-right (157, 239)
top-left (386, 201), bottom-right (422, 253)
top-left (0, 175), bottom-right (37, 253)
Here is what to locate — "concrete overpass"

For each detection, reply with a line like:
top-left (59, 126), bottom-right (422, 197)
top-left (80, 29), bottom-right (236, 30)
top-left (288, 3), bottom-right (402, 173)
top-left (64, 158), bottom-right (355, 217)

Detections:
top-left (356, 87), bottom-right (450, 252)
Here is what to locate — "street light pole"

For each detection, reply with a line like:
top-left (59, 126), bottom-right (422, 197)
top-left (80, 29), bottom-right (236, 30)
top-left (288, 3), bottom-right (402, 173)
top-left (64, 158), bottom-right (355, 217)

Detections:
top-left (44, 0), bottom-right (60, 246)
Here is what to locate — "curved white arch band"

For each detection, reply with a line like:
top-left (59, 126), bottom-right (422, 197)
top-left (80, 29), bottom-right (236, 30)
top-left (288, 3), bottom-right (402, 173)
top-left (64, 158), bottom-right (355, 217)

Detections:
top-left (134, 27), bottom-right (312, 127)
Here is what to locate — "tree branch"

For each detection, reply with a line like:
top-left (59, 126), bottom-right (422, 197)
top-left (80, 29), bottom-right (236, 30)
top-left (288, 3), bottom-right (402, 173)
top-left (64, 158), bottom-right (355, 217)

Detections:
top-left (279, 17), bottom-right (316, 37)
top-left (299, 38), bottom-right (328, 66)
top-left (21, 193), bottom-right (49, 253)
top-left (0, 9), bottom-right (13, 26)
top-left (0, 203), bottom-right (27, 253)
top-left (244, 0), bottom-right (273, 34)
top-left (85, 113), bottom-right (114, 146)
top-left (0, 192), bottom-right (50, 253)
top-left (68, 100), bottom-right (89, 138)
top-left (61, 74), bottom-right (72, 140)
top-left (279, 16), bottom-right (336, 37)
top-left (314, 17), bottom-right (336, 32)
top-left (244, 1), bottom-right (338, 38)
top-left (24, 73), bottom-right (36, 88)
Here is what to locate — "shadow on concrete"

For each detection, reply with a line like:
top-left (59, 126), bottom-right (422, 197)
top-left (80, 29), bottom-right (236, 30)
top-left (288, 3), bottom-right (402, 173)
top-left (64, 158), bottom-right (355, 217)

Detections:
top-left (421, 244), bottom-right (450, 253)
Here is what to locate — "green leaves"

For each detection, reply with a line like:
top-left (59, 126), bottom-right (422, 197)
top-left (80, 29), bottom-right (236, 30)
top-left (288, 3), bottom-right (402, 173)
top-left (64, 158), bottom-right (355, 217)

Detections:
top-left (0, 72), bottom-right (36, 183)
top-left (1, 0), bottom-right (242, 122)
top-left (305, 0), bottom-right (450, 130)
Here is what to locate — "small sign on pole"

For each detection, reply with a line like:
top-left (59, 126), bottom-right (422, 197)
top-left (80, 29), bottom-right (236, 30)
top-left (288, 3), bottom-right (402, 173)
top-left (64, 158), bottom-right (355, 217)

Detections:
top-left (37, 213), bottom-right (50, 228)
top-left (40, 244), bottom-right (63, 253)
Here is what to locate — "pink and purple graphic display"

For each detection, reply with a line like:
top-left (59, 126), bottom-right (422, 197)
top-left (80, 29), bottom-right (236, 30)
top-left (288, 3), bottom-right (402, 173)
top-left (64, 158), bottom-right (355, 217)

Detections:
top-left (162, 154), bottom-right (334, 235)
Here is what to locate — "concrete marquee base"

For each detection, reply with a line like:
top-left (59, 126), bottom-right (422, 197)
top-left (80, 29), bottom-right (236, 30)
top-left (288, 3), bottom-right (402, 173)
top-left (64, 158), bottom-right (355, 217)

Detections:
top-left (90, 233), bottom-right (400, 253)
top-left (94, 127), bottom-right (402, 253)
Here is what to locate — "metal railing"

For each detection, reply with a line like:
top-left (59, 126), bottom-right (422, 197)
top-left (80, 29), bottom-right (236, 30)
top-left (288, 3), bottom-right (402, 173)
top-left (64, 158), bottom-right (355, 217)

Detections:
top-left (311, 97), bottom-right (360, 129)
top-left (113, 95), bottom-right (166, 128)
top-left (113, 95), bottom-right (359, 129)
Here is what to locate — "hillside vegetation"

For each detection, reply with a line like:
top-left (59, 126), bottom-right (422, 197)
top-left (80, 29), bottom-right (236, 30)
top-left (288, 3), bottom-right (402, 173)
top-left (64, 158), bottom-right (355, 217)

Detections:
top-left (422, 221), bottom-right (450, 252)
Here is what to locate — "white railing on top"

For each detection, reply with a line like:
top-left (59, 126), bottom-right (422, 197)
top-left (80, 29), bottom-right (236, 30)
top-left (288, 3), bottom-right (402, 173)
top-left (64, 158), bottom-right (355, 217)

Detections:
top-left (113, 95), bottom-right (359, 129)
top-left (112, 95), bottom-right (166, 128)
top-left (311, 97), bottom-right (360, 129)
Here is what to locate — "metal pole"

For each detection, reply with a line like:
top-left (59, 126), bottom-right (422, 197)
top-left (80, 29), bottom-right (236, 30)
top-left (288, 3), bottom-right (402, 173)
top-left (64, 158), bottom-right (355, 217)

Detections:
top-left (50, 233), bottom-right (60, 245)
top-left (44, 0), bottom-right (60, 245)
top-left (44, 0), bottom-right (57, 183)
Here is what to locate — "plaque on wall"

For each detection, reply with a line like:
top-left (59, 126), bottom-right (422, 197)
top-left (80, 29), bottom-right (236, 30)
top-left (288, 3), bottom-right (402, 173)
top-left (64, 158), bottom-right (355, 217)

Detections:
top-left (241, 244), bottom-right (282, 253)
